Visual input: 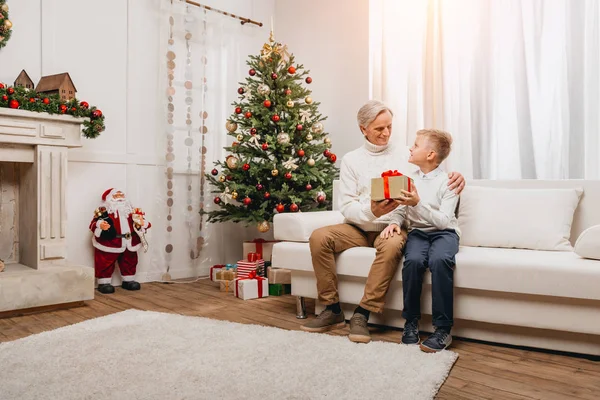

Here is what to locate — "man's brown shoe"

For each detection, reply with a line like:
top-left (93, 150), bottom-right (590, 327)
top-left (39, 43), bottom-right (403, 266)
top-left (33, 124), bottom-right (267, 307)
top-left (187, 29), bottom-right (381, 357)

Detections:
top-left (348, 313), bottom-right (371, 343)
top-left (300, 309), bottom-right (346, 333)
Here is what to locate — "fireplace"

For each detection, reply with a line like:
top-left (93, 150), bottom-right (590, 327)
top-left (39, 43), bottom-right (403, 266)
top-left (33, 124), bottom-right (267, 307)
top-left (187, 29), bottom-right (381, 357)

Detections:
top-left (0, 108), bottom-right (94, 314)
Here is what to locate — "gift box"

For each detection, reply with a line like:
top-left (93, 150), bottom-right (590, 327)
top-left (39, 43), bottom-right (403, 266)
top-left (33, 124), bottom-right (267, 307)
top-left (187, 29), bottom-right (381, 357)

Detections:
top-left (268, 283), bottom-right (291, 296)
top-left (210, 264), bottom-right (225, 282)
top-left (219, 279), bottom-right (233, 292)
top-left (216, 269), bottom-right (236, 281)
top-left (243, 238), bottom-right (279, 262)
top-left (267, 267), bottom-right (291, 285)
top-left (371, 170), bottom-right (414, 201)
top-left (237, 253), bottom-right (265, 278)
top-left (234, 271), bottom-right (269, 300)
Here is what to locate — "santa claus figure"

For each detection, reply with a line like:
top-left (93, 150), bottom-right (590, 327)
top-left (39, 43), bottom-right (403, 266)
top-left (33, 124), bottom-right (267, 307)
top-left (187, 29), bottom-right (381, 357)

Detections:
top-left (89, 188), bottom-right (150, 294)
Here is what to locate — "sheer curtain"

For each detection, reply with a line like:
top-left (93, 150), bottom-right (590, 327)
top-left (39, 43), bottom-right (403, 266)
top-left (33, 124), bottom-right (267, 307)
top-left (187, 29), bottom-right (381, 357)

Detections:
top-left (370, 0), bottom-right (600, 180)
top-left (152, 0), bottom-right (244, 279)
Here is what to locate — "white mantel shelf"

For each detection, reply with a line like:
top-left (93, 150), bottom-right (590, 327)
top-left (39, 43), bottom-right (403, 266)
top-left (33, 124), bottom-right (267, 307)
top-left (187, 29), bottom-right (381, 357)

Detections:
top-left (0, 107), bottom-right (94, 314)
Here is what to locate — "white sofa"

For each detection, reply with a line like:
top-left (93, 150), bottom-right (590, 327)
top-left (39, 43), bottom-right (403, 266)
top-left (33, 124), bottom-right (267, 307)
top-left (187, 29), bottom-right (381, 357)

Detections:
top-left (271, 179), bottom-right (600, 356)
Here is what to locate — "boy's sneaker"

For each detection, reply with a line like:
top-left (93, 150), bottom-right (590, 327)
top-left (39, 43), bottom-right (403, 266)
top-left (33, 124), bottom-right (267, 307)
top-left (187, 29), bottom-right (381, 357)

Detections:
top-left (348, 313), bottom-right (371, 343)
top-left (300, 309), bottom-right (346, 333)
top-left (402, 319), bottom-right (420, 345)
top-left (420, 328), bottom-right (452, 352)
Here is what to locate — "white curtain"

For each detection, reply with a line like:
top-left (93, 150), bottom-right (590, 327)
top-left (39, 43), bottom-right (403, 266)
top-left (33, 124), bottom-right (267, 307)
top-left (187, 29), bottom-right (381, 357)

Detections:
top-left (370, 0), bottom-right (600, 180)
top-left (152, 0), bottom-right (244, 278)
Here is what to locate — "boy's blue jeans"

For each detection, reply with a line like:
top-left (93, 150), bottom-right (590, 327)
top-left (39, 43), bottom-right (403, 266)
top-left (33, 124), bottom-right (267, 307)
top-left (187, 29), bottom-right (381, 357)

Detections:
top-left (401, 229), bottom-right (459, 328)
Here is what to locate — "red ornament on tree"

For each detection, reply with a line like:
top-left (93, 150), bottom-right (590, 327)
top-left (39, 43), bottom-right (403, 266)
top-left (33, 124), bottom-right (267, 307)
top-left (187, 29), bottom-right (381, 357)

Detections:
top-left (284, 172), bottom-right (292, 180)
top-left (250, 128), bottom-right (257, 135)
top-left (59, 104), bottom-right (68, 114)
top-left (264, 192), bottom-right (271, 199)
top-left (232, 142), bottom-right (239, 147)
top-left (256, 184), bottom-right (263, 191)
top-left (249, 69), bottom-right (256, 76)
top-left (8, 100), bottom-right (19, 109)
top-left (272, 115), bottom-right (280, 122)
top-left (0, 83), bottom-right (4, 89)
top-left (244, 111), bottom-right (252, 119)
top-left (7, 87), bottom-right (15, 95)
top-left (285, 89), bottom-right (292, 96)
top-left (263, 100), bottom-right (272, 108)
top-left (80, 101), bottom-right (89, 109)
top-left (288, 66), bottom-right (296, 74)
top-left (329, 154), bottom-right (337, 163)
top-left (242, 163), bottom-right (250, 171)
top-left (305, 184), bottom-right (312, 191)
top-left (296, 124), bottom-right (303, 131)
top-left (297, 149), bottom-right (305, 157)
top-left (243, 197), bottom-right (252, 206)
top-left (305, 77), bottom-right (313, 84)
top-left (43, 98), bottom-right (50, 104)
top-left (226, 175), bottom-right (233, 181)
top-left (317, 195), bottom-right (325, 203)
top-left (1, 95), bottom-right (8, 101)
top-left (290, 203), bottom-right (299, 212)
top-left (71, 107), bottom-right (77, 112)
top-left (235, 107), bottom-right (242, 114)
top-left (271, 73), bottom-right (278, 80)
top-left (238, 87), bottom-right (245, 94)
top-left (211, 168), bottom-right (218, 175)
top-left (276, 203), bottom-right (285, 213)
top-left (262, 143), bottom-right (269, 150)
top-left (214, 197), bottom-right (222, 204)
top-left (29, 98), bottom-right (36, 103)
top-left (323, 149), bottom-right (331, 157)
top-left (91, 109), bottom-right (102, 118)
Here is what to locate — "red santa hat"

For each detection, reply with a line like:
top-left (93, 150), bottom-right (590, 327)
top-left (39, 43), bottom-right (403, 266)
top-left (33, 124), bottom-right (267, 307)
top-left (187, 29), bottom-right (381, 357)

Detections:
top-left (101, 188), bottom-right (121, 202)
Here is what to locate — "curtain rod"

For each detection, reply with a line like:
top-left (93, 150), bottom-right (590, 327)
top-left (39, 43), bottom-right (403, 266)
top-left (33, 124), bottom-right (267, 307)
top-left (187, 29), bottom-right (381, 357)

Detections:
top-left (184, 0), bottom-right (263, 27)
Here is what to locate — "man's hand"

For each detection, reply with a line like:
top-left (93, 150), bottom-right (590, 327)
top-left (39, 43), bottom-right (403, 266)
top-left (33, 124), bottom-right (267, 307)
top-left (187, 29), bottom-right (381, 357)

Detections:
top-left (380, 223), bottom-right (401, 239)
top-left (448, 172), bottom-right (465, 194)
top-left (99, 221), bottom-right (110, 231)
top-left (371, 199), bottom-right (402, 218)
top-left (398, 187), bottom-right (420, 207)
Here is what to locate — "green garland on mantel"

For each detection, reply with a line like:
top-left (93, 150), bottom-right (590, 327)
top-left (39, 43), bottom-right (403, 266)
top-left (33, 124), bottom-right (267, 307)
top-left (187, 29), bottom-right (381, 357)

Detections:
top-left (0, 84), bottom-right (105, 139)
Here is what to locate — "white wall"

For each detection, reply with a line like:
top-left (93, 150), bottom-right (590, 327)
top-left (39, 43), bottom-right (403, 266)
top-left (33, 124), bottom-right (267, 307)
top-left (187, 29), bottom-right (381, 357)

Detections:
top-left (0, 0), bottom-right (275, 282)
top-left (274, 0), bottom-right (370, 159)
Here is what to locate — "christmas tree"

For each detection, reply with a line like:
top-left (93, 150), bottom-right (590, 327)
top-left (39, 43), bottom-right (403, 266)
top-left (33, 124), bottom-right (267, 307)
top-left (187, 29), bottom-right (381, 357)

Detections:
top-left (204, 32), bottom-right (339, 233)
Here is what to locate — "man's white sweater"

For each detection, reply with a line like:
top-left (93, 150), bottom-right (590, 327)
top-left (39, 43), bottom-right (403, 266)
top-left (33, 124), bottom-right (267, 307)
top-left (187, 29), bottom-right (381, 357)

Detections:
top-left (338, 139), bottom-right (411, 232)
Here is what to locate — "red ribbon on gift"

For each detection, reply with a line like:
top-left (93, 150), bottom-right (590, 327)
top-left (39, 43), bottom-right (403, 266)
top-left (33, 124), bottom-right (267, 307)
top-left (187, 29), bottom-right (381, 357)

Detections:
top-left (251, 238), bottom-right (266, 258)
top-left (380, 170), bottom-right (410, 198)
top-left (234, 270), bottom-right (266, 298)
top-left (247, 252), bottom-right (260, 262)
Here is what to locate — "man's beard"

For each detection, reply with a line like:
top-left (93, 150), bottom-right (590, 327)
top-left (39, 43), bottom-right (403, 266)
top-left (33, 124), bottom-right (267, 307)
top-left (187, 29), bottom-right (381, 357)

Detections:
top-left (105, 198), bottom-right (133, 218)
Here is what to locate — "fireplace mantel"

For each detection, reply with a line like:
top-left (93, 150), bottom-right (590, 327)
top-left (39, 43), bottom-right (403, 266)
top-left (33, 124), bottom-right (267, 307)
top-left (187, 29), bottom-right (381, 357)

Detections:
top-left (0, 108), bottom-right (94, 315)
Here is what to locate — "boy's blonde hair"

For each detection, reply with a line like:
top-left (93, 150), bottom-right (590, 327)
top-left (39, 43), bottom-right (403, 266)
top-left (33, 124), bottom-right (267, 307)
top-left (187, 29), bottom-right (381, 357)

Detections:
top-left (416, 129), bottom-right (453, 163)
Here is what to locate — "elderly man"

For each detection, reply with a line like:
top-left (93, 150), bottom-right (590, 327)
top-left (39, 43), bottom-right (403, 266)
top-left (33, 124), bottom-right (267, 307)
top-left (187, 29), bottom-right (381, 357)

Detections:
top-left (300, 100), bottom-right (465, 343)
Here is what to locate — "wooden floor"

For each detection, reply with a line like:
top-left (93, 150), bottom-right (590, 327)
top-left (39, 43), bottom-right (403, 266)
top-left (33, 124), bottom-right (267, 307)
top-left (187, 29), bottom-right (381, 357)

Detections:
top-left (1, 280), bottom-right (599, 400)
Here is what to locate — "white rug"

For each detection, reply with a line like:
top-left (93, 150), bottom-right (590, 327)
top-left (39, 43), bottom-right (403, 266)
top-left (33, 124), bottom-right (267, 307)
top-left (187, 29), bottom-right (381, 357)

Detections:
top-left (0, 309), bottom-right (458, 400)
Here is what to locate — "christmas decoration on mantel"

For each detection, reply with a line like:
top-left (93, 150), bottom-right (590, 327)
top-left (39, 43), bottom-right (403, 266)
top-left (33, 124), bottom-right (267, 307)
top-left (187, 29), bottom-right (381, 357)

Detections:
top-left (0, 70), bottom-right (105, 139)
top-left (0, 0), bottom-right (13, 49)
top-left (203, 31), bottom-right (339, 232)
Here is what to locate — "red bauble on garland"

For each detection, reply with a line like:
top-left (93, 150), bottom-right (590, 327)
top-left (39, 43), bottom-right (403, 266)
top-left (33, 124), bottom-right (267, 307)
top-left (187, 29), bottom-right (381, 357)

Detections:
top-left (8, 99), bottom-right (19, 109)
top-left (1, 95), bottom-right (7, 101)
top-left (276, 203), bottom-right (285, 213)
top-left (59, 104), bottom-right (68, 114)
top-left (80, 101), bottom-right (89, 109)
top-left (243, 197), bottom-right (252, 206)
top-left (7, 87), bottom-right (14, 95)
top-left (290, 203), bottom-right (299, 212)
top-left (91, 109), bottom-right (102, 118)
top-left (29, 98), bottom-right (35, 103)
top-left (43, 98), bottom-right (50, 104)
top-left (263, 100), bottom-right (272, 108)
top-left (0, 83), bottom-right (4, 89)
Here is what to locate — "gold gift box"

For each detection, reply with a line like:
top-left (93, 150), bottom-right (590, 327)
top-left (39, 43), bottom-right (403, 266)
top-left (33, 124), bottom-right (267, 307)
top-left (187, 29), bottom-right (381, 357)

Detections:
top-left (371, 175), bottom-right (413, 201)
top-left (267, 267), bottom-right (292, 285)
top-left (219, 280), bottom-right (233, 292)
top-left (216, 270), bottom-right (236, 281)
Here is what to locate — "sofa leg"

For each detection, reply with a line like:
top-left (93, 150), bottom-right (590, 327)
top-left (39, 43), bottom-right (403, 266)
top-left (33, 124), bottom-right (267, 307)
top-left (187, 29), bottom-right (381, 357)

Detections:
top-left (295, 296), bottom-right (307, 319)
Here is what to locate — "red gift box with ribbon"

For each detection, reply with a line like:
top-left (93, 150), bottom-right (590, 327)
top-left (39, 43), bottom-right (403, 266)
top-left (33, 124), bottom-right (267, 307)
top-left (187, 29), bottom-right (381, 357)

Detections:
top-left (210, 264), bottom-right (226, 282)
top-left (242, 238), bottom-right (279, 262)
top-left (371, 170), bottom-right (414, 201)
top-left (234, 270), bottom-right (269, 300)
top-left (236, 253), bottom-right (265, 279)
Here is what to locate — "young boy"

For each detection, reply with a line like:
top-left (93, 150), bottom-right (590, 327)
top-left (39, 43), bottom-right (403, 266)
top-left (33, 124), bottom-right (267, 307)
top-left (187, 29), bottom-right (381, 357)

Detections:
top-left (380, 129), bottom-right (460, 352)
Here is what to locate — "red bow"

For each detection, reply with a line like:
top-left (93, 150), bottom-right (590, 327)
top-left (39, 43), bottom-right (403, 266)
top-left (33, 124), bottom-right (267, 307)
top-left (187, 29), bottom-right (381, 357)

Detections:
top-left (234, 270), bottom-right (266, 298)
top-left (381, 170), bottom-right (403, 177)
top-left (380, 170), bottom-right (409, 199)
top-left (247, 252), bottom-right (261, 262)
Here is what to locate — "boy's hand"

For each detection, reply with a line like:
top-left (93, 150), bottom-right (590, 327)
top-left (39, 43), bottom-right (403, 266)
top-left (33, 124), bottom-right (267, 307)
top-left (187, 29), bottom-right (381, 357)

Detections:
top-left (399, 187), bottom-right (420, 207)
top-left (371, 199), bottom-right (402, 218)
top-left (448, 172), bottom-right (465, 194)
top-left (380, 224), bottom-right (401, 239)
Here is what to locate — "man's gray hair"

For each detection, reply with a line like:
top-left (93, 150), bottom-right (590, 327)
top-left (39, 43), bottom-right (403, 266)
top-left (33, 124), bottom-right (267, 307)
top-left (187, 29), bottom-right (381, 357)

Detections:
top-left (356, 100), bottom-right (394, 129)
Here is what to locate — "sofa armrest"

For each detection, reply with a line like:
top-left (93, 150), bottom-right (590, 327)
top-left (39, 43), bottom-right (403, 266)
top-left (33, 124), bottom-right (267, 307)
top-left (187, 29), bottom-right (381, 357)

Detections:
top-left (273, 210), bottom-right (345, 242)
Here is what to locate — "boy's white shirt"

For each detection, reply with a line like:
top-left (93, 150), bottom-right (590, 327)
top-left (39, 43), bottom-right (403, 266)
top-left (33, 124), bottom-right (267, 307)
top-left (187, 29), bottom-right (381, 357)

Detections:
top-left (389, 166), bottom-right (461, 236)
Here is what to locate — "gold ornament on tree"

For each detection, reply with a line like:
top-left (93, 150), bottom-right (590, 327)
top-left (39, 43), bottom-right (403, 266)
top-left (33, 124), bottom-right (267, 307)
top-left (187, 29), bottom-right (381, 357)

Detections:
top-left (277, 132), bottom-right (290, 145)
top-left (257, 220), bottom-right (271, 233)
top-left (236, 134), bottom-right (244, 141)
top-left (1, 3), bottom-right (8, 12)
top-left (3, 19), bottom-right (12, 29)
top-left (311, 122), bottom-right (324, 134)
top-left (306, 133), bottom-right (313, 141)
top-left (225, 121), bottom-right (238, 132)
top-left (324, 138), bottom-right (331, 145)
top-left (219, 175), bottom-right (226, 182)
top-left (225, 155), bottom-right (239, 169)
top-left (286, 100), bottom-right (294, 108)
top-left (271, 169), bottom-right (279, 177)
top-left (231, 191), bottom-right (238, 200)
top-left (305, 96), bottom-right (313, 104)
top-left (307, 158), bottom-right (315, 167)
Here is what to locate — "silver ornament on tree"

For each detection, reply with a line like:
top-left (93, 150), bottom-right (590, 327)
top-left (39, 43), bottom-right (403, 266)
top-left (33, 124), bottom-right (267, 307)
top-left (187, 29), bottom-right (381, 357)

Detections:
top-left (225, 121), bottom-right (238, 132)
top-left (257, 84), bottom-right (271, 96)
top-left (311, 122), bottom-right (324, 134)
top-left (307, 158), bottom-right (315, 167)
top-left (277, 132), bottom-right (290, 145)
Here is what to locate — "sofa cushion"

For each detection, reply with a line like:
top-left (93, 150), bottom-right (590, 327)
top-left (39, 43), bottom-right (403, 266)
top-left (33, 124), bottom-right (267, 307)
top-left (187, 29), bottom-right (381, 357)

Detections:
top-left (272, 242), bottom-right (600, 301)
top-left (574, 225), bottom-right (600, 260)
top-left (457, 186), bottom-right (583, 251)
top-left (273, 211), bottom-right (345, 242)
